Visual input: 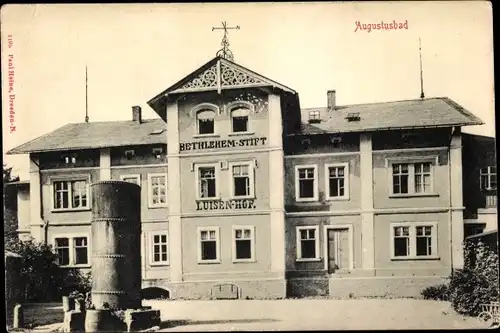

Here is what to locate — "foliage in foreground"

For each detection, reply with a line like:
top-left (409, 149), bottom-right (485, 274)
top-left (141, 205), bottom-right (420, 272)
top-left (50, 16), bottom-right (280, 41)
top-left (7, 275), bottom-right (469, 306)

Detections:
top-left (6, 237), bottom-right (92, 302)
top-left (421, 241), bottom-right (499, 316)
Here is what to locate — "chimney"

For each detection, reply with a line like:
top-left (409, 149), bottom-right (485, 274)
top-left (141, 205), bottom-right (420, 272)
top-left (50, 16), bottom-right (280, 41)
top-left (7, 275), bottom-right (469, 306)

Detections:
top-left (327, 90), bottom-right (336, 111)
top-left (132, 106), bottom-right (142, 123)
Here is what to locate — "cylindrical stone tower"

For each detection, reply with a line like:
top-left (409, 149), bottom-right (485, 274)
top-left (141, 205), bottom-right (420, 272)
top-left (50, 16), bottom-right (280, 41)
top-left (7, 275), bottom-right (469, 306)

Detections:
top-left (91, 181), bottom-right (142, 310)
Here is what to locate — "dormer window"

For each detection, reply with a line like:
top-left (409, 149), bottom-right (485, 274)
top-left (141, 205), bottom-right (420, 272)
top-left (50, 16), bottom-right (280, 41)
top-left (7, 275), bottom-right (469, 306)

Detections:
top-left (308, 110), bottom-right (321, 124)
top-left (152, 147), bottom-right (163, 159)
top-left (231, 108), bottom-right (250, 133)
top-left (197, 110), bottom-right (216, 135)
top-left (345, 112), bottom-right (360, 122)
top-left (124, 149), bottom-right (135, 160)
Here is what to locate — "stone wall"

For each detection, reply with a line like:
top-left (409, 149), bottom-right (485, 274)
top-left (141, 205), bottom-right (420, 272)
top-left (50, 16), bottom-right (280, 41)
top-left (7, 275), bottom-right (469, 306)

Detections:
top-left (287, 278), bottom-right (329, 298)
top-left (146, 279), bottom-right (286, 300)
top-left (328, 276), bottom-right (447, 298)
top-left (285, 276), bottom-right (445, 299)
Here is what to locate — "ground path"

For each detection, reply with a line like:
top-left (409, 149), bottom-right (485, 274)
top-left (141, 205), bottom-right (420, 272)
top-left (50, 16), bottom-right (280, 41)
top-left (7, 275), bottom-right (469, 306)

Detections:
top-left (142, 299), bottom-right (487, 331)
top-left (20, 299), bottom-right (490, 331)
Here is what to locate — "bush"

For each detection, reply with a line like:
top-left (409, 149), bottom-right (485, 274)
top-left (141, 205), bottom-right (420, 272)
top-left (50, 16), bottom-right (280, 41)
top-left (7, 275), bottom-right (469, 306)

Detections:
top-left (420, 241), bottom-right (499, 316)
top-left (421, 284), bottom-right (449, 301)
top-left (5, 237), bottom-right (92, 302)
top-left (448, 241), bottom-right (499, 316)
top-left (65, 269), bottom-right (92, 296)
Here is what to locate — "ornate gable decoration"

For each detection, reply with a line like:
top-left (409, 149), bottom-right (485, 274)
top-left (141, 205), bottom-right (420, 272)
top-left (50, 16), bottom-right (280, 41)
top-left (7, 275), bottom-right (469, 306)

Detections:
top-left (174, 58), bottom-right (277, 94)
top-left (180, 64), bottom-right (218, 90)
top-left (220, 63), bottom-right (264, 87)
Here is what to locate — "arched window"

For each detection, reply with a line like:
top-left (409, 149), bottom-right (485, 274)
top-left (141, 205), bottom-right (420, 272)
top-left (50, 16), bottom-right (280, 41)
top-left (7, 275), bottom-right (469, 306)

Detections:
top-left (197, 110), bottom-right (216, 135)
top-left (230, 108), bottom-right (250, 133)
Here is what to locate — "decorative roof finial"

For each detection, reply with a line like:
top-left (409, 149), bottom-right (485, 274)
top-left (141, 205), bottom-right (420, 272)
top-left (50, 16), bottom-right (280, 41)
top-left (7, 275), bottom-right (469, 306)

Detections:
top-left (212, 21), bottom-right (240, 61)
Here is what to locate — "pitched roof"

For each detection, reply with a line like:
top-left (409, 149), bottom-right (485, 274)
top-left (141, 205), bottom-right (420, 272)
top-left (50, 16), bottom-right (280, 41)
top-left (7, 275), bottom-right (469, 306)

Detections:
top-left (7, 97), bottom-right (485, 155)
top-left (7, 119), bottom-right (167, 155)
top-left (295, 97), bottom-right (484, 135)
top-left (466, 229), bottom-right (498, 240)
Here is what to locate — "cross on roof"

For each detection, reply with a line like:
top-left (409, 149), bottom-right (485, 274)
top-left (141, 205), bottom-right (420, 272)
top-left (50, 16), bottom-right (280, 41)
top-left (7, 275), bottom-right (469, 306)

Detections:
top-left (212, 21), bottom-right (240, 61)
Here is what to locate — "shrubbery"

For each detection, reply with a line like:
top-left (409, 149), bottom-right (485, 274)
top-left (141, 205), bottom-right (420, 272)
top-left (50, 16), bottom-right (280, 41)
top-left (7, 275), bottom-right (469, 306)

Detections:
top-left (421, 283), bottom-right (449, 301)
top-left (421, 241), bottom-right (499, 316)
top-left (6, 237), bottom-right (92, 302)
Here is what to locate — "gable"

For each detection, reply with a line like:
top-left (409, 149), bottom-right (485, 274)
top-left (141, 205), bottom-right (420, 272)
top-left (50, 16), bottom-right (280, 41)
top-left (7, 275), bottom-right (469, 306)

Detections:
top-left (179, 61), bottom-right (267, 92)
top-left (147, 56), bottom-right (296, 113)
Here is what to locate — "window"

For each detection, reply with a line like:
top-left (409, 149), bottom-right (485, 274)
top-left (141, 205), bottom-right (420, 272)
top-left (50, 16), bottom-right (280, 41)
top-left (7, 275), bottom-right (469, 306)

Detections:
top-left (150, 232), bottom-right (169, 265)
top-left (414, 163), bottom-right (432, 193)
top-left (296, 226), bottom-right (320, 261)
top-left (345, 112), bottom-right (361, 122)
top-left (120, 174), bottom-right (141, 185)
top-left (392, 163), bottom-right (409, 194)
top-left (54, 236), bottom-right (89, 266)
top-left (416, 226), bottom-right (432, 256)
top-left (295, 165), bottom-right (318, 202)
top-left (391, 222), bottom-right (438, 259)
top-left (74, 237), bottom-right (88, 265)
top-left (231, 108), bottom-right (250, 133)
top-left (196, 110), bottom-right (216, 135)
top-left (198, 227), bottom-right (220, 263)
top-left (53, 179), bottom-right (90, 210)
top-left (233, 226), bottom-right (255, 262)
top-left (325, 163), bottom-right (349, 200)
top-left (55, 238), bottom-right (70, 266)
top-left (230, 162), bottom-right (255, 198)
top-left (393, 226), bottom-right (410, 257)
top-left (148, 173), bottom-right (167, 207)
top-left (309, 110), bottom-right (321, 121)
top-left (480, 166), bottom-right (497, 190)
top-left (197, 164), bottom-right (218, 199)
top-left (390, 161), bottom-right (434, 195)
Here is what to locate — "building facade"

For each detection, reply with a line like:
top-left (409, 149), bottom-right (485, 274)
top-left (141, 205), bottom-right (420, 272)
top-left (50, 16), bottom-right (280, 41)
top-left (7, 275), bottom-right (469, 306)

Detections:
top-left (7, 56), bottom-right (490, 299)
top-left (462, 133), bottom-right (497, 236)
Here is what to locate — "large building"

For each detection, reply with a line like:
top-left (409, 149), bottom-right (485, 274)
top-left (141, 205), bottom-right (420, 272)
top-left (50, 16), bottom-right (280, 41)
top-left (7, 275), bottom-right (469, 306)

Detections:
top-left (7, 53), bottom-right (493, 299)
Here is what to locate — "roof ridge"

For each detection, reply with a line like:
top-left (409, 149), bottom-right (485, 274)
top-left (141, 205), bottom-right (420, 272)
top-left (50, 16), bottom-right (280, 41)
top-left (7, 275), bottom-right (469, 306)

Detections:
top-left (60, 118), bottom-right (165, 126)
top-left (6, 123), bottom-right (74, 154)
top-left (301, 96), bottom-right (444, 111)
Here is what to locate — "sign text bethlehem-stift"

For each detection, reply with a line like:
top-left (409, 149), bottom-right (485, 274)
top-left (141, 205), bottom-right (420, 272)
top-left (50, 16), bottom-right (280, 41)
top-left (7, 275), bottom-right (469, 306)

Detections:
top-left (180, 137), bottom-right (267, 152)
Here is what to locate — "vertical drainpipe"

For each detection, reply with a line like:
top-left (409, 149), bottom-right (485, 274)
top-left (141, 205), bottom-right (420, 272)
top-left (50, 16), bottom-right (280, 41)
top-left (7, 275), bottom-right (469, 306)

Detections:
top-left (43, 220), bottom-right (49, 244)
top-left (447, 127), bottom-right (455, 273)
top-left (33, 156), bottom-right (48, 244)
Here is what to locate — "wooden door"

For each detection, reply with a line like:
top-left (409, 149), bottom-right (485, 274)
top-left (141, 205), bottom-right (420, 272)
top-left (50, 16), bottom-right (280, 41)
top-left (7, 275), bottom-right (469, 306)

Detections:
top-left (327, 228), bottom-right (349, 274)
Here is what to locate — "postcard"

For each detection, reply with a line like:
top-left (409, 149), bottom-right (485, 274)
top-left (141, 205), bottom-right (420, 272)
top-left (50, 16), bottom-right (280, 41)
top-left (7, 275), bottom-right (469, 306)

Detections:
top-left (2, 2), bottom-right (497, 331)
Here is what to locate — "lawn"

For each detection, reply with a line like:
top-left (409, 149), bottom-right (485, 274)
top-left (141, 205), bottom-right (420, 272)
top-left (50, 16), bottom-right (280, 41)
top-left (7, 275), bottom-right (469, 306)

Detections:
top-left (15, 299), bottom-right (489, 332)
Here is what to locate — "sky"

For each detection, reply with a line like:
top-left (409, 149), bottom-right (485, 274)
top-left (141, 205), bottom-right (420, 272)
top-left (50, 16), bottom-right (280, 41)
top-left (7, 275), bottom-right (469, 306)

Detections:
top-left (1, 2), bottom-right (495, 180)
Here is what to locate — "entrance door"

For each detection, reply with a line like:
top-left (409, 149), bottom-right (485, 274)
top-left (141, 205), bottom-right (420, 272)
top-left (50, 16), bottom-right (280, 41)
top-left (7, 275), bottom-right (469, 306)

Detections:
top-left (327, 228), bottom-right (350, 274)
